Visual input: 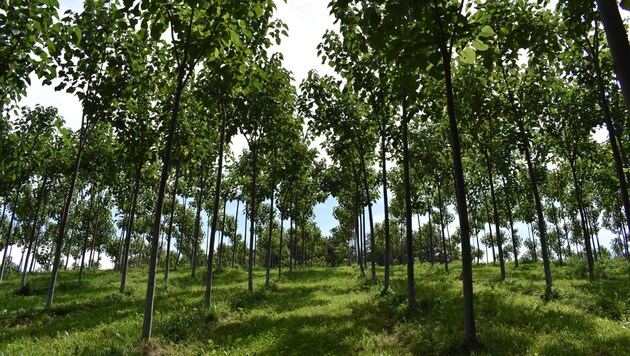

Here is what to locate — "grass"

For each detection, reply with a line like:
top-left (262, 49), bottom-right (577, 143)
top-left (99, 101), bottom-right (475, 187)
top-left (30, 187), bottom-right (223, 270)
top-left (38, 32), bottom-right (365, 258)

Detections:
top-left (1, 259), bottom-right (629, 355)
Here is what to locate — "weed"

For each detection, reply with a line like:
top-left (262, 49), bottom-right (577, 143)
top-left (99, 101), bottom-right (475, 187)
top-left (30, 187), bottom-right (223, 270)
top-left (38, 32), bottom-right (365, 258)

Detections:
top-left (15, 282), bottom-right (34, 296)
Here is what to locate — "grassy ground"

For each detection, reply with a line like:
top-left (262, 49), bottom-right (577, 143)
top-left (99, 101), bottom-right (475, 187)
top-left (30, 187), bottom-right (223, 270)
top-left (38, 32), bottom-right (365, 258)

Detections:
top-left (1, 259), bottom-right (629, 355)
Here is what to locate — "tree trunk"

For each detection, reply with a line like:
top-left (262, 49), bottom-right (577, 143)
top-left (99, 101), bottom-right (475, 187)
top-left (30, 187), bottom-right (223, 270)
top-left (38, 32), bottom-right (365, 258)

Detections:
top-left (278, 202), bottom-right (284, 277)
top-left (401, 89), bottom-right (416, 310)
top-left (427, 195), bottom-right (434, 265)
top-left (596, 0), bottom-right (630, 116)
top-left (590, 24), bottom-right (630, 244)
top-left (164, 163), bottom-right (180, 288)
top-left (248, 143), bottom-right (258, 292)
top-left (520, 124), bottom-right (553, 290)
top-left (21, 175), bottom-right (48, 287)
top-left (355, 195), bottom-right (365, 276)
top-left (483, 193), bottom-right (496, 264)
top-left (47, 96), bottom-right (92, 308)
top-left (218, 199), bottom-right (227, 272)
top-left (204, 99), bottom-right (227, 308)
top-left (484, 146), bottom-right (505, 278)
top-left (437, 25), bottom-right (476, 345)
top-left (553, 213), bottom-right (564, 265)
top-left (416, 214), bottom-right (422, 262)
top-left (1, 175), bottom-right (24, 283)
top-left (191, 162), bottom-right (206, 278)
top-left (120, 166), bottom-right (142, 293)
top-left (501, 174), bottom-right (519, 267)
top-left (89, 190), bottom-right (101, 268)
top-left (289, 203), bottom-right (294, 272)
top-left (563, 215), bottom-right (572, 258)
top-left (381, 125), bottom-right (391, 290)
top-left (569, 159), bottom-right (594, 276)
top-left (437, 184), bottom-right (448, 272)
top-left (80, 184), bottom-right (96, 282)
top-left (359, 148), bottom-right (377, 283)
top-left (301, 214), bottom-right (306, 266)
top-left (30, 203), bottom-right (49, 273)
top-left (243, 207), bottom-right (248, 266)
top-left (232, 199), bottom-right (239, 268)
top-left (142, 8), bottom-right (195, 339)
top-left (266, 147), bottom-right (277, 286)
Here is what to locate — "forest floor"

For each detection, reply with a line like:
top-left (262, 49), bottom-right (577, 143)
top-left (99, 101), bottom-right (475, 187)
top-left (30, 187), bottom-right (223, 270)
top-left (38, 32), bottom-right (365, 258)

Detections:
top-left (1, 259), bottom-right (630, 355)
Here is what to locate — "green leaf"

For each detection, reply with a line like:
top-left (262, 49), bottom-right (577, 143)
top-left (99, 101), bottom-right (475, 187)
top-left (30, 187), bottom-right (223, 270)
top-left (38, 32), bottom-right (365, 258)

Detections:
top-left (479, 25), bottom-right (494, 37)
top-left (253, 4), bottom-right (264, 18)
top-left (74, 27), bottom-right (82, 44)
top-left (622, 0), bottom-right (630, 10)
top-left (230, 29), bottom-right (242, 47)
top-left (472, 38), bottom-right (489, 51)
top-left (459, 47), bottom-right (476, 64)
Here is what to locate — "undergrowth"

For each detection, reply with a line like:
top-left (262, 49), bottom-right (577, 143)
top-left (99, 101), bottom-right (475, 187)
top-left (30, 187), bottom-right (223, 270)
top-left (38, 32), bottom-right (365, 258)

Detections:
top-left (0, 258), bottom-right (629, 354)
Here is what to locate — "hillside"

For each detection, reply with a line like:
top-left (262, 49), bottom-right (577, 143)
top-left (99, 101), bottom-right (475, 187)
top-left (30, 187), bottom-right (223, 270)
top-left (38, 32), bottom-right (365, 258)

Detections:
top-left (1, 260), bottom-right (630, 355)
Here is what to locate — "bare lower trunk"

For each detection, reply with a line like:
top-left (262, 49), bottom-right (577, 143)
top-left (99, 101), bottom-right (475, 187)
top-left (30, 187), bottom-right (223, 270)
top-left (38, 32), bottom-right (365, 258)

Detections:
top-left (164, 163), bottom-right (180, 288)
top-left (204, 100), bottom-right (227, 308)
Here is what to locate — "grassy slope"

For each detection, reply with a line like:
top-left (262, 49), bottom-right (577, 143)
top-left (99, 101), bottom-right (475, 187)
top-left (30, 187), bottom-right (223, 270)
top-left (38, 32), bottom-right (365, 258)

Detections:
top-left (1, 259), bottom-right (629, 355)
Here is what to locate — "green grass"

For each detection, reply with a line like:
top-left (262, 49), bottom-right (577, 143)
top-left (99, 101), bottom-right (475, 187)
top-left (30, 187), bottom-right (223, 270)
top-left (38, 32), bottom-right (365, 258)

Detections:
top-left (1, 259), bottom-right (629, 355)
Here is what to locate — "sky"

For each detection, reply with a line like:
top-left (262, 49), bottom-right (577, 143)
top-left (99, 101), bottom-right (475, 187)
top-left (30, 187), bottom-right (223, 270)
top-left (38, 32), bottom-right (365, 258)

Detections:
top-left (12, 0), bottom-right (625, 269)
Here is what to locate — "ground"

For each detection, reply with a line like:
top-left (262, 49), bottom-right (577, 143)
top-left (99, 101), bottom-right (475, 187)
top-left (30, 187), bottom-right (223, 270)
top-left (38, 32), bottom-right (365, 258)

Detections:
top-left (1, 259), bottom-right (629, 355)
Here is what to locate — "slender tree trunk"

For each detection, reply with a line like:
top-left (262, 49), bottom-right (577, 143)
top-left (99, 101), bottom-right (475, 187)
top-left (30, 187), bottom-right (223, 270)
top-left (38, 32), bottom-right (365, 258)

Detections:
top-left (437, 184), bottom-right (448, 272)
top-left (483, 193), bottom-right (496, 264)
top-left (586, 210), bottom-right (600, 260)
top-left (21, 175), bottom-right (48, 287)
top-left (358, 149), bottom-right (377, 283)
top-left (484, 147), bottom-right (505, 278)
top-left (569, 159), bottom-right (594, 275)
top-left (401, 90), bottom-right (416, 310)
top-left (520, 124), bottom-right (553, 290)
top-left (430, 194), bottom-right (434, 266)
top-left (0, 175), bottom-right (24, 283)
top-left (89, 190), bottom-right (101, 268)
top-left (266, 148), bottom-right (277, 286)
top-left (554, 214), bottom-right (564, 265)
top-left (218, 199), bottom-right (227, 272)
top-left (80, 184), bottom-right (96, 282)
top-left (142, 8), bottom-right (195, 339)
top-left (47, 97), bottom-right (92, 308)
top-left (435, 17), bottom-right (476, 343)
top-left (248, 143), bottom-right (258, 292)
top-left (427, 195), bottom-right (434, 265)
top-left (0, 195), bottom-right (7, 241)
top-left (30, 205), bottom-right (48, 273)
top-left (355, 195), bottom-right (365, 276)
top-left (416, 214), bottom-right (422, 262)
top-left (232, 199), bottom-right (239, 268)
top-left (243, 208), bottom-right (248, 266)
top-left (18, 247), bottom-right (25, 273)
top-left (301, 214), bottom-right (306, 266)
top-left (501, 174), bottom-right (519, 267)
top-left (0, 170), bottom-right (25, 283)
top-left (120, 166), bottom-right (142, 293)
top-left (204, 100), bottom-right (227, 308)
top-left (289, 204), bottom-right (294, 272)
top-left (164, 163), bottom-right (180, 288)
top-left (191, 162), bottom-right (206, 278)
top-left (278, 205), bottom-right (284, 277)
top-left (563, 215), bottom-right (572, 258)
top-left (381, 127), bottom-right (391, 290)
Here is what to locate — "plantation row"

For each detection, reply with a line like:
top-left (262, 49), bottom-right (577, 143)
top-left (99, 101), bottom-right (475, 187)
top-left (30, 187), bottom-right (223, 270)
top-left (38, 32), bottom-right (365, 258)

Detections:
top-left (2, 0), bottom-right (630, 349)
